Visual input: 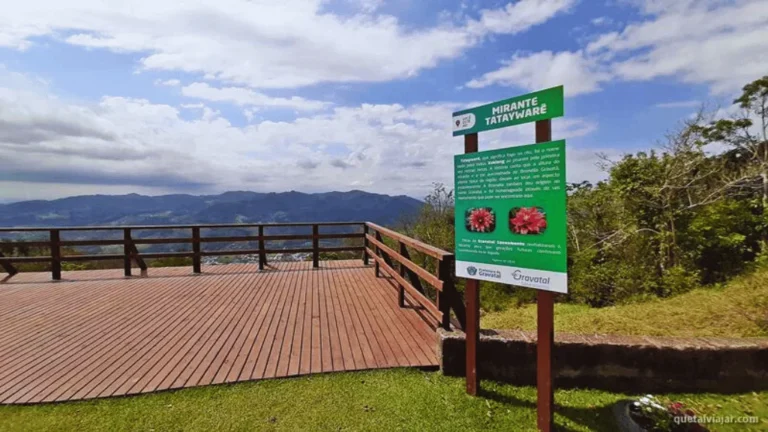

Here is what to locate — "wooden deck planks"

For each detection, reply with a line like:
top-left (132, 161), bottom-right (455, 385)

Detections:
top-left (0, 260), bottom-right (437, 405)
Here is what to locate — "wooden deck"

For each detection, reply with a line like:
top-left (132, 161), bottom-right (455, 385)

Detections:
top-left (0, 260), bottom-right (438, 405)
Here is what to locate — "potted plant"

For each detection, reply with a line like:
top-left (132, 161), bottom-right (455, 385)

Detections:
top-left (614, 395), bottom-right (708, 432)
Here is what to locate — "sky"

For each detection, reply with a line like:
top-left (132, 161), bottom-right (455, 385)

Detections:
top-left (1, 0), bottom-right (766, 203)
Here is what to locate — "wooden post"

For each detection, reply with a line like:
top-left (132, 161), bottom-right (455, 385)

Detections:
top-left (312, 224), bottom-right (319, 268)
top-left (192, 227), bottom-right (201, 274)
top-left (258, 225), bottom-right (266, 270)
top-left (374, 229), bottom-right (380, 277)
top-left (536, 119), bottom-right (555, 432)
top-left (0, 251), bottom-right (18, 277)
top-left (437, 258), bottom-right (452, 330)
top-left (123, 228), bottom-right (132, 277)
top-left (50, 229), bottom-right (61, 281)
top-left (398, 241), bottom-right (406, 307)
top-left (362, 224), bottom-right (369, 265)
top-left (464, 132), bottom-right (480, 396)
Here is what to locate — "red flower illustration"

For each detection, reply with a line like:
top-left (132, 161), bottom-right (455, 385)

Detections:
top-left (467, 208), bottom-right (495, 232)
top-left (510, 207), bottom-right (547, 235)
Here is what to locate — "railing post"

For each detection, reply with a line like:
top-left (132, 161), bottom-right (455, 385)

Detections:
top-left (192, 227), bottom-right (201, 273)
top-left (312, 224), bottom-right (319, 268)
top-left (398, 241), bottom-right (406, 307)
top-left (258, 225), bottom-right (266, 270)
top-left (0, 251), bottom-right (18, 277)
top-left (437, 258), bottom-right (452, 330)
top-left (374, 237), bottom-right (380, 278)
top-left (362, 224), bottom-right (369, 265)
top-left (50, 229), bottom-right (61, 281)
top-left (123, 228), bottom-right (132, 277)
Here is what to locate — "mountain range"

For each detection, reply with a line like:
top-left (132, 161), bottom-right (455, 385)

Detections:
top-left (0, 190), bottom-right (423, 228)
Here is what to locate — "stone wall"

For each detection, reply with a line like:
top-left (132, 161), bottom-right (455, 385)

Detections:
top-left (438, 329), bottom-right (768, 393)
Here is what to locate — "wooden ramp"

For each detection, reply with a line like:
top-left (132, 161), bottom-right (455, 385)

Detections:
top-left (0, 260), bottom-right (437, 404)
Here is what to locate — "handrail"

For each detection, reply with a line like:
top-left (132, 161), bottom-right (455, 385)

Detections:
top-left (365, 222), bottom-right (452, 259)
top-left (0, 221), bottom-right (365, 232)
top-left (0, 221), bottom-right (466, 332)
top-left (363, 222), bottom-right (466, 331)
top-left (0, 222), bottom-right (365, 279)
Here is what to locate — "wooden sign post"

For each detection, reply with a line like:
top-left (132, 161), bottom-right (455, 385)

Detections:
top-left (464, 132), bottom-right (479, 396)
top-left (452, 87), bottom-right (564, 432)
top-left (535, 119), bottom-right (554, 432)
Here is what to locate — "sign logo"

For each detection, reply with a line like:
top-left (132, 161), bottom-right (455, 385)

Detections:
top-left (479, 268), bottom-right (501, 279)
top-left (452, 113), bottom-right (476, 132)
top-left (511, 270), bottom-right (551, 286)
top-left (467, 266), bottom-right (478, 276)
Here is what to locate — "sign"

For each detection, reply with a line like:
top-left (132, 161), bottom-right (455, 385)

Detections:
top-left (452, 86), bottom-right (564, 136)
top-left (454, 140), bottom-right (567, 293)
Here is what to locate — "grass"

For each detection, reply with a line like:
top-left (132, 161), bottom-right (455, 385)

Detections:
top-left (482, 266), bottom-right (768, 337)
top-left (0, 369), bottom-right (766, 432)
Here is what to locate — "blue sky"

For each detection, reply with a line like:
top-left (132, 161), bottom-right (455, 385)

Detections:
top-left (0, 0), bottom-right (764, 202)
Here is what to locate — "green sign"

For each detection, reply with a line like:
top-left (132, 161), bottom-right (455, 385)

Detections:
top-left (452, 86), bottom-right (564, 136)
top-left (454, 140), bottom-right (568, 293)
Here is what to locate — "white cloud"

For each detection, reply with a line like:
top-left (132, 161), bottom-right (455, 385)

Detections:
top-left (655, 100), bottom-right (700, 109)
top-left (466, 50), bottom-right (610, 96)
top-left (0, 0), bottom-right (575, 90)
top-left (468, 0), bottom-right (768, 97)
top-left (467, 0), bottom-right (577, 35)
top-left (155, 79), bottom-right (181, 87)
top-left (588, 0), bottom-right (768, 95)
top-left (181, 82), bottom-right (330, 111)
top-left (590, 16), bottom-right (612, 26)
top-left (0, 69), bottom-right (604, 200)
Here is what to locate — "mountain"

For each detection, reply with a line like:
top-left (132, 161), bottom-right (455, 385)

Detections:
top-left (0, 190), bottom-right (423, 228)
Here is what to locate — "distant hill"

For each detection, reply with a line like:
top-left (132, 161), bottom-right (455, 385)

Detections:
top-left (0, 190), bottom-right (423, 228)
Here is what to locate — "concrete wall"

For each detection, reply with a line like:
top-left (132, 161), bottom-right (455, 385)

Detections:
top-left (438, 329), bottom-right (768, 393)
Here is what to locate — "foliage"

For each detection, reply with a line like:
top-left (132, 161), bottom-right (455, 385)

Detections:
top-left (399, 77), bottom-right (768, 310)
top-left (398, 183), bottom-right (533, 311)
top-left (482, 263), bottom-right (768, 337)
top-left (1, 369), bottom-right (766, 432)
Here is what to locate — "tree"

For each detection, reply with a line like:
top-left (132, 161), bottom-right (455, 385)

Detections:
top-left (693, 76), bottom-right (768, 210)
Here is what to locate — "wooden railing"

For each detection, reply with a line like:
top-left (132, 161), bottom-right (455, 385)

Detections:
top-left (0, 222), bottom-right (365, 279)
top-left (0, 221), bottom-right (466, 332)
top-left (364, 222), bottom-right (466, 331)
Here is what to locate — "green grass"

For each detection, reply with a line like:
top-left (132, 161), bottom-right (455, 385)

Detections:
top-left (482, 266), bottom-right (768, 337)
top-left (0, 369), bottom-right (765, 432)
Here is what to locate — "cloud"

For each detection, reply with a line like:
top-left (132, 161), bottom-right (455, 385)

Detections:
top-left (0, 0), bottom-right (575, 90)
top-left (655, 100), bottom-right (700, 109)
top-left (590, 16), bottom-right (612, 26)
top-left (468, 0), bottom-right (768, 96)
top-left (0, 69), bottom-right (605, 200)
top-left (155, 79), bottom-right (181, 87)
top-left (466, 50), bottom-right (610, 96)
top-left (588, 0), bottom-right (768, 95)
top-left (181, 82), bottom-right (330, 111)
top-left (467, 0), bottom-right (577, 35)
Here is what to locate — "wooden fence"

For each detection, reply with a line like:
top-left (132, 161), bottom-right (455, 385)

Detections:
top-left (0, 221), bottom-right (466, 331)
top-left (0, 222), bottom-right (364, 279)
top-left (364, 222), bottom-right (466, 331)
